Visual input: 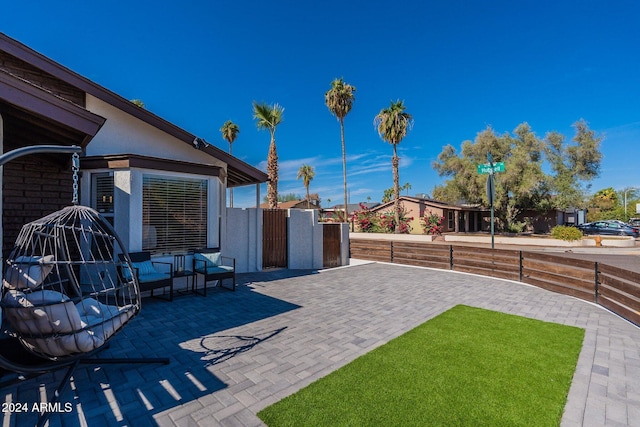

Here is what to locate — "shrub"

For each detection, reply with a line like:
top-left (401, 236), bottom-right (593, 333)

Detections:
top-left (506, 221), bottom-right (526, 233)
top-left (379, 205), bottom-right (413, 234)
top-left (351, 203), bottom-right (413, 234)
top-left (551, 225), bottom-right (583, 241)
top-left (421, 210), bottom-right (443, 235)
top-left (351, 203), bottom-right (379, 232)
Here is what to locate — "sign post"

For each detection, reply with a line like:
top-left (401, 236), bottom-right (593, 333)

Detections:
top-left (477, 154), bottom-right (505, 249)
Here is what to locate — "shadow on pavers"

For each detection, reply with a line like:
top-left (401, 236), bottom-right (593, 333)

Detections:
top-left (1, 274), bottom-right (302, 426)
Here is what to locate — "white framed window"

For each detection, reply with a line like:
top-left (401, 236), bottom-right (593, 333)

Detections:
top-left (142, 175), bottom-right (208, 254)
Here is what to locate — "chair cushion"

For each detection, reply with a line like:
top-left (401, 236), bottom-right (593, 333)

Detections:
top-left (134, 260), bottom-right (158, 275)
top-left (195, 265), bottom-right (234, 275)
top-left (122, 260), bottom-right (158, 280)
top-left (3, 255), bottom-right (55, 290)
top-left (2, 289), bottom-right (84, 335)
top-left (3, 290), bottom-right (136, 357)
top-left (137, 272), bottom-right (171, 283)
top-left (194, 252), bottom-right (221, 268)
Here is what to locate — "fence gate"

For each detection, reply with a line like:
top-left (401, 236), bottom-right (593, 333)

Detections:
top-left (262, 209), bottom-right (288, 268)
top-left (323, 223), bottom-right (342, 268)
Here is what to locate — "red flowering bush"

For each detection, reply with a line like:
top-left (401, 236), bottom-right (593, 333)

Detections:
top-left (351, 203), bottom-right (412, 234)
top-left (351, 203), bottom-right (379, 232)
top-left (379, 205), bottom-right (413, 234)
top-left (421, 210), bottom-right (443, 235)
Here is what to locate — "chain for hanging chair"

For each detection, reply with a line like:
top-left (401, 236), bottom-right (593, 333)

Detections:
top-left (72, 152), bottom-right (80, 205)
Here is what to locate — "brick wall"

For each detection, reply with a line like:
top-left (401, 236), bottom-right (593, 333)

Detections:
top-left (0, 51), bottom-right (85, 106)
top-left (2, 156), bottom-right (74, 255)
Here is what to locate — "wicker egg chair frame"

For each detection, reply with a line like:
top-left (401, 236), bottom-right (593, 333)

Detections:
top-left (0, 145), bottom-right (169, 427)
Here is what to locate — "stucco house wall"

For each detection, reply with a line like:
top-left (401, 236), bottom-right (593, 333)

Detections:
top-left (81, 95), bottom-right (227, 257)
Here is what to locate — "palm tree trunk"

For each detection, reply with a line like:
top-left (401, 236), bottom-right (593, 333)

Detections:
top-left (306, 185), bottom-right (310, 209)
top-left (267, 133), bottom-right (278, 208)
top-left (392, 144), bottom-right (400, 233)
top-left (340, 118), bottom-right (348, 223)
top-left (229, 143), bottom-right (234, 208)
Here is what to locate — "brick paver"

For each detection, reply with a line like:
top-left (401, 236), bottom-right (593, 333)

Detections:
top-left (2, 261), bottom-right (639, 426)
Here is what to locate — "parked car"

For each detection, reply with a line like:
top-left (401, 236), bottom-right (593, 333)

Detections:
top-left (629, 218), bottom-right (640, 228)
top-left (577, 221), bottom-right (640, 237)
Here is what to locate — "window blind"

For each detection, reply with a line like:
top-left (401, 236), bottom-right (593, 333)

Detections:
top-left (142, 175), bottom-right (208, 254)
top-left (93, 174), bottom-right (114, 214)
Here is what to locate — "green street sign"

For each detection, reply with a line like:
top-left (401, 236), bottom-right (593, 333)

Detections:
top-left (477, 162), bottom-right (505, 174)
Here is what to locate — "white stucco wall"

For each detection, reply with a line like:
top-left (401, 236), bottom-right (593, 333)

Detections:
top-left (288, 209), bottom-right (323, 270)
top-left (84, 95), bottom-right (225, 168)
top-left (81, 95), bottom-right (228, 259)
top-left (225, 207), bottom-right (262, 273)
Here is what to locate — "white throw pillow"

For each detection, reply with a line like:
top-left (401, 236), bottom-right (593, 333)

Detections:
top-left (194, 252), bottom-right (221, 268)
top-left (3, 255), bottom-right (55, 289)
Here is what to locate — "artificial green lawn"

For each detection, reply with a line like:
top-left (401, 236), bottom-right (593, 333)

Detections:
top-left (258, 305), bottom-right (585, 427)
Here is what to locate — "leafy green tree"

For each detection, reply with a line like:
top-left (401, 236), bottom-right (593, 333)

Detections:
top-left (220, 120), bottom-right (240, 207)
top-left (586, 187), bottom-right (622, 221)
top-left (544, 119), bottom-right (602, 210)
top-left (374, 100), bottom-right (413, 232)
top-left (297, 164), bottom-right (315, 208)
top-left (262, 193), bottom-right (302, 204)
top-left (433, 123), bottom-right (548, 231)
top-left (130, 99), bottom-right (145, 108)
top-left (325, 78), bottom-right (356, 222)
top-left (382, 182), bottom-right (412, 203)
top-left (433, 120), bottom-right (603, 231)
top-left (253, 102), bottom-right (284, 208)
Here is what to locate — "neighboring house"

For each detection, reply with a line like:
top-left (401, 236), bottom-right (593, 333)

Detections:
top-left (366, 196), bottom-right (488, 234)
top-left (321, 202), bottom-right (380, 221)
top-left (0, 32), bottom-right (267, 258)
top-left (259, 196), bottom-right (321, 210)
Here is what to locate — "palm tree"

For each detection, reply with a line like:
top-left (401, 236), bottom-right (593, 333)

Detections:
top-left (297, 164), bottom-right (315, 208)
top-left (325, 78), bottom-right (356, 222)
top-left (253, 102), bottom-right (284, 208)
top-left (220, 120), bottom-right (240, 207)
top-left (374, 100), bottom-right (414, 233)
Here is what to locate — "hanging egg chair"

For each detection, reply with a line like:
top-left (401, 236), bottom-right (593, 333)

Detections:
top-left (0, 143), bottom-right (168, 427)
top-left (1, 204), bottom-right (140, 361)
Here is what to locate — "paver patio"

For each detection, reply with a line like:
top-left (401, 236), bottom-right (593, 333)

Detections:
top-left (2, 261), bottom-right (639, 426)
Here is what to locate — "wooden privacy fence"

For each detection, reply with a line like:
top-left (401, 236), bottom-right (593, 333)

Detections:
top-left (263, 209), bottom-right (288, 268)
top-left (350, 238), bottom-right (640, 326)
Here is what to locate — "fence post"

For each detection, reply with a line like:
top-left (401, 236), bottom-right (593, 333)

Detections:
top-left (390, 240), bottom-right (394, 264)
top-left (519, 251), bottom-right (523, 282)
top-left (594, 261), bottom-right (599, 304)
top-left (449, 245), bottom-right (454, 270)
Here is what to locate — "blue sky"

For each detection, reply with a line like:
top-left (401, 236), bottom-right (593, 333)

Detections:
top-left (2, 1), bottom-right (639, 208)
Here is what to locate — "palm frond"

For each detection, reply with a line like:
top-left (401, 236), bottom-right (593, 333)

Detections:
top-left (325, 77), bottom-right (356, 119)
top-left (374, 100), bottom-right (414, 145)
top-left (253, 102), bottom-right (284, 131)
top-left (220, 120), bottom-right (240, 144)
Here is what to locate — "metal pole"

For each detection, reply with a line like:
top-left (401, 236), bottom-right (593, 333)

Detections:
top-left (490, 172), bottom-right (495, 250)
top-left (487, 153), bottom-right (495, 250)
top-left (0, 145), bottom-right (82, 166)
